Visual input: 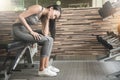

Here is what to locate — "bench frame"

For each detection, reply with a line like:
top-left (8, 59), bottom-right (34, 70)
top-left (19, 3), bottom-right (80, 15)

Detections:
top-left (0, 42), bottom-right (38, 80)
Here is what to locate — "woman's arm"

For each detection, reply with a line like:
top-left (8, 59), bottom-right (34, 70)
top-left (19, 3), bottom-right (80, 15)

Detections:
top-left (18, 5), bottom-right (43, 40)
top-left (19, 5), bottom-right (42, 33)
top-left (41, 18), bottom-right (49, 36)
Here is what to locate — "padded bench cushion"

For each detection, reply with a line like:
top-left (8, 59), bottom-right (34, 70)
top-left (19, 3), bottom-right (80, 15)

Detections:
top-left (0, 41), bottom-right (25, 51)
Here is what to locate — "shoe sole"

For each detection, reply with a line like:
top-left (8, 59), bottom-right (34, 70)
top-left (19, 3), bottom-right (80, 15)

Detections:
top-left (37, 74), bottom-right (57, 77)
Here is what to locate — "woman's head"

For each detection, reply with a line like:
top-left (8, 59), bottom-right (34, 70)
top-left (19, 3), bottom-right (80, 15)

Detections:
top-left (47, 5), bottom-right (61, 20)
top-left (41, 5), bottom-right (62, 40)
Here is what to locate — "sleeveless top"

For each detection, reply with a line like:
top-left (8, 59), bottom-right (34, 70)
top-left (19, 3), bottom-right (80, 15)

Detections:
top-left (25, 7), bottom-right (44, 25)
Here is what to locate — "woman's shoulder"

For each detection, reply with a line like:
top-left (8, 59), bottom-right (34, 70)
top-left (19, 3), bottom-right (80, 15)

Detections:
top-left (28, 5), bottom-right (43, 13)
top-left (28, 5), bottom-right (42, 9)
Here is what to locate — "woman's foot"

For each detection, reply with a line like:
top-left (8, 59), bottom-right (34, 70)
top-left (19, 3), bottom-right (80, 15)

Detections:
top-left (47, 66), bottom-right (60, 73)
top-left (38, 68), bottom-right (57, 77)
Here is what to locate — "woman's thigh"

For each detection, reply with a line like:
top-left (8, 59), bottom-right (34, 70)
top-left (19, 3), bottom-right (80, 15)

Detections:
top-left (12, 25), bottom-right (52, 43)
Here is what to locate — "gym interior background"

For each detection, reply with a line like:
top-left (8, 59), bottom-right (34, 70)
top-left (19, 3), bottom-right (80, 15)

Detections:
top-left (0, 0), bottom-right (120, 80)
top-left (0, 0), bottom-right (117, 11)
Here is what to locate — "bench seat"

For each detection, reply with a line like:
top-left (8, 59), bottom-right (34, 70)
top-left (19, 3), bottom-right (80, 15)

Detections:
top-left (0, 40), bottom-right (25, 51)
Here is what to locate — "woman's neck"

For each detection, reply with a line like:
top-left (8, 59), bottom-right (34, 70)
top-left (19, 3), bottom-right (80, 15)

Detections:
top-left (42, 8), bottom-right (49, 15)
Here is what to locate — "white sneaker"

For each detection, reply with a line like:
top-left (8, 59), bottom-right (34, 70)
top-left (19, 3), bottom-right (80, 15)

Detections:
top-left (48, 66), bottom-right (60, 73)
top-left (38, 68), bottom-right (57, 77)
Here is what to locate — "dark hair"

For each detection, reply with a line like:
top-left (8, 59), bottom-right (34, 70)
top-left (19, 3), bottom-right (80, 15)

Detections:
top-left (47, 5), bottom-right (61, 40)
top-left (47, 5), bottom-right (62, 17)
top-left (49, 19), bottom-right (56, 39)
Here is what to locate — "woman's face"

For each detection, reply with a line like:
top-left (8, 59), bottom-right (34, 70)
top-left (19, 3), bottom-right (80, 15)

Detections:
top-left (48, 8), bottom-right (60, 19)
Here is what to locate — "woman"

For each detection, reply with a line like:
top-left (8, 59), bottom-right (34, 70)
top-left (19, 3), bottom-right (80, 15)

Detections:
top-left (12, 4), bottom-right (61, 76)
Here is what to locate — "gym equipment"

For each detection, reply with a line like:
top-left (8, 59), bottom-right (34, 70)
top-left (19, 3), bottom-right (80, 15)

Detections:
top-left (98, 1), bottom-right (116, 18)
top-left (0, 40), bottom-right (37, 80)
top-left (96, 31), bottom-right (120, 61)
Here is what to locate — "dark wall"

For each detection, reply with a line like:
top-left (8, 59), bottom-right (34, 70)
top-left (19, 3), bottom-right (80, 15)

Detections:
top-left (61, 0), bottom-right (92, 7)
top-left (24, 0), bottom-right (36, 8)
top-left (24, 0), bottom-right (55, 8)
top-left (24, 0), bottom-right (92, 8)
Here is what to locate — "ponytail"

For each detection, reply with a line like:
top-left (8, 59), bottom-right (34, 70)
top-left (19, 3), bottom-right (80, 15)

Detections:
top-left (49, 19), bottom-right (56, 40)
top-left (47, 5), bottom-right (61, 40)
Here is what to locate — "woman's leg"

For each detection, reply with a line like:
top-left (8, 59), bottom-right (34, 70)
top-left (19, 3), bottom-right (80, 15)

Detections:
top-left (13, 26), bottom-right (56, 75)
top-left (12, 26), bottom-right (56, 76)
top-left (39, 36), bottom-right (53, 70)
top-left (38, 37), bottom-right (57, 76)
top-left (45, 57), bottom-right (49, 68)
top-left (39, 57), bottom-right (49, 71)
top-left (39, 57), bottom-right (46, 71)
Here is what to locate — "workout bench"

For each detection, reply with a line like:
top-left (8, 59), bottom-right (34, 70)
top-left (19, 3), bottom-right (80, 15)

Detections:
top-left (0, 40), bottom-right (38, 80)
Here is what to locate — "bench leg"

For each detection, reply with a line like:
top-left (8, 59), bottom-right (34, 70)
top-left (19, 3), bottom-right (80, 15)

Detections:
top-left (6, 43), bottom-right (37, 74)
top-left (7, 44), bottom-right (37, 73)
top-left (7, 47), bottom-right (27, 74)
top-left (25, 48), bottom-right (33, 64)
top-left (0, 52), bottom-right (13, 72)
top-left (25, 43), bottom-right (38, 65)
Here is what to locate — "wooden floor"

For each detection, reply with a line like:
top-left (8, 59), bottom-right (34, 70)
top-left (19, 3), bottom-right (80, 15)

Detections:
top-left (10, 60), bottom-right (120, 80)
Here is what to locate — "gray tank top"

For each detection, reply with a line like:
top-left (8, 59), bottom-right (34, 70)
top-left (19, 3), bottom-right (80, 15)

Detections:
top-left (25, 7), bottom-right (44, 25)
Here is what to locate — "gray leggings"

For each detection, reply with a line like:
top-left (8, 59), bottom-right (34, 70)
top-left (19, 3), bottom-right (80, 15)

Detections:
top-left (12, 23), bottom-right (53, 58)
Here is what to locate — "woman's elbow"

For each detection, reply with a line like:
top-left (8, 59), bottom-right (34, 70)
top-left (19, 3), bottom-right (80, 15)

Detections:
top-left (44, 33), bottom-right (48, 36)
top-left (18, 15), bottom-right (24, 21)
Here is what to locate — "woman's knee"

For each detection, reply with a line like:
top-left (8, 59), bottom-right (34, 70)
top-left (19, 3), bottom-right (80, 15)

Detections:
top-left (47, 36), bottom-right (53, 43)
top-left (43, 36), bottom-right (53, 44)
top-left (43, 36), bottom-right (53, 47)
